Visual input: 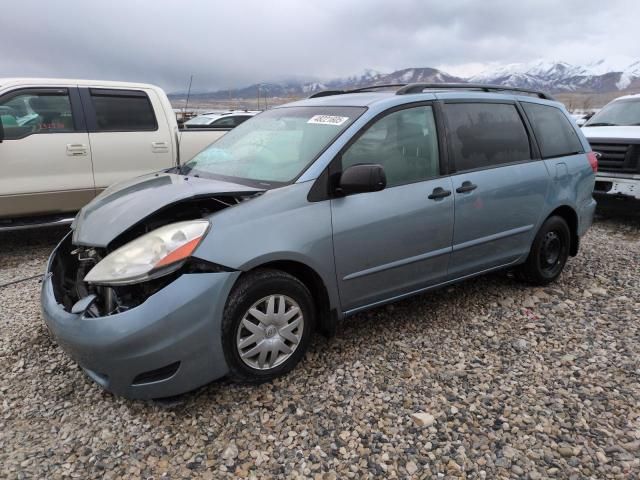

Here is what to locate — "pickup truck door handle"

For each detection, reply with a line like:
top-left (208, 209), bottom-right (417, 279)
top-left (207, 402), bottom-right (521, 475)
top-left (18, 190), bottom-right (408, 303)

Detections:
top-left (428, 187), bottom-right (452, 200)
top-left (456, 181), bottom-right (478, 193)
top-left (151, 141), bottom-right (169, 153)
top-left (66, 144), bottom-right (88, 156)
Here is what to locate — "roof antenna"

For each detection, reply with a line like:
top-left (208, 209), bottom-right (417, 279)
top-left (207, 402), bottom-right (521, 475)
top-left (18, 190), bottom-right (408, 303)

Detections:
top-left (177, 74), bottom-right (194, 169)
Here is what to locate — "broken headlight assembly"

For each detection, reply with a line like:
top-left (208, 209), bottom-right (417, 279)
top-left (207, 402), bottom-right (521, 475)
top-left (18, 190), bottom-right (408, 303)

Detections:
top-left (83, 220), bottom-right (210, 286)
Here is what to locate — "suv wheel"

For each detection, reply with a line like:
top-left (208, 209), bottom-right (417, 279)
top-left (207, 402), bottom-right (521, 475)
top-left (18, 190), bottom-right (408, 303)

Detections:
top-left (518, 215), bottom-right (571, 285)
top-left (222, 269), bottom-right (315, 383)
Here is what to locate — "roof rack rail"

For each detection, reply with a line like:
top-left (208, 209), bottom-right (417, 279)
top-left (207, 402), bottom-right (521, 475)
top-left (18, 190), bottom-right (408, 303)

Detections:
top-left (308, 84), bottom-right (407, 99)
top-left (308, 89), bottom-right (347, 98)
top-left (350, 84), bottom-right (407, 93)
top-left (395, 83), bottom-right (555, 100)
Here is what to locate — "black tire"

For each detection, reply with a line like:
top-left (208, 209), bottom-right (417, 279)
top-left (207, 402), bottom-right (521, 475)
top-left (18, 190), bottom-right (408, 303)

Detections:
top-left (221, 269), bottom-right (315, 383)
top-left (518, 215), bottom-right (571, 285)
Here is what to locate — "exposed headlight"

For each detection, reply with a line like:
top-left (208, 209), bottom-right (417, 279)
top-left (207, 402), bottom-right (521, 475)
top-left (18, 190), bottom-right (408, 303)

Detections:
top-left (83, 220), bottom-right (209, 285)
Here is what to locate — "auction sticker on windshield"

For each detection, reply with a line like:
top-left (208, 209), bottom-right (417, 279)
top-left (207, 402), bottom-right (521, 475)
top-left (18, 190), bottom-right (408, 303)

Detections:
top-left (307, 115), bottom-right (349, 126)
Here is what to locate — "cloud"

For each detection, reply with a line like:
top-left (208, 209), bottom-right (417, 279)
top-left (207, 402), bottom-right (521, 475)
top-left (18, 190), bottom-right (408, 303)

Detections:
top-left (1, 0), bottom-right (638, 91)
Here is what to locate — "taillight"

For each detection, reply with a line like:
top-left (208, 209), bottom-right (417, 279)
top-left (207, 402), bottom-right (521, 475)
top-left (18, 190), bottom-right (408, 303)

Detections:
top-left (587, 151), bottom-right (598, 173)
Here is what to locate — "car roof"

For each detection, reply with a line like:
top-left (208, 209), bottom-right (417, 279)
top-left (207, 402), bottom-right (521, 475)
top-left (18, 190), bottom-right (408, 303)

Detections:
top-left (609, 93), bottom-right (640, 102)
top-left (0, 77), bottom-right (163, 91)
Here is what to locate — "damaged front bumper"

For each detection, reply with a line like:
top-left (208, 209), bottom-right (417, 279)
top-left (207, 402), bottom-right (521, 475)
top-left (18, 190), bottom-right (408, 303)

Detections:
top-left (41, 233), bottom-right (241, 399)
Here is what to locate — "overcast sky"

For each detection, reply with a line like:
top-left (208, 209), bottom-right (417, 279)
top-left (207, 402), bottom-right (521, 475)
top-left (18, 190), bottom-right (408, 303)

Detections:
top-left (2, 0), bottom-right (639, 92)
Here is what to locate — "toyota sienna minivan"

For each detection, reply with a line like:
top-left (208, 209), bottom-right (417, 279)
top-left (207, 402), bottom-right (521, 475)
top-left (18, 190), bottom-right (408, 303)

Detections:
top-left (41, 83), bottom-right (597, 398)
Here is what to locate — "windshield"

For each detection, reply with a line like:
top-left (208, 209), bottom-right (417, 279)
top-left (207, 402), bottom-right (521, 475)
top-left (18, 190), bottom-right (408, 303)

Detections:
top-left (585, 99), bottom-right (640, 127)
top-left (182, 106), bottom-right (365, 186)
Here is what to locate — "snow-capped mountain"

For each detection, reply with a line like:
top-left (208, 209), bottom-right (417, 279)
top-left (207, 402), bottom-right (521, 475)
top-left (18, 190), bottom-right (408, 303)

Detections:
top-left (170, 59), bottom-right (640, 101)
top-left (174, 68), bottom-right (464, 101)
top-left (470, 59), bottom-right (640, 93)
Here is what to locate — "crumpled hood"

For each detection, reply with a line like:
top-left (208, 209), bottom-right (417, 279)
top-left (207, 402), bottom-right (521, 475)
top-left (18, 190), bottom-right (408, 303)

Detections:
top-left (72, 172), bottom-right (262, 247)
top-left (582, 125), bottom-right (640, 141)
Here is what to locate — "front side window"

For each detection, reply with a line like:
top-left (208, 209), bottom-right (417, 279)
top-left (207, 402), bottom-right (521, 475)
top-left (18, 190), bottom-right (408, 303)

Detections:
top-left (210, 116), bottom-right (241, 128)
top-left (341, 105), bottom-right (440, 187)
top-left (522, 102), bottom-right (584, 159)
top-left (444, 102), bottom-right (531, 172)
top-left (585, 99), bottom-right (640, 127)
top-left (0, 90), bottom-right (74, 139)
top-left (90, 89), bottom-right (157, 131)
top-left (183, 106), bottom-right (365, 186)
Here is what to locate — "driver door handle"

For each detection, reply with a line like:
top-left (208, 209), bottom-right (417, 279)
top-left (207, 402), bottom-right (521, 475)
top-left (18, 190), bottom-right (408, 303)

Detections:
top-left (456, 181), bottom-right (478, 193)
top-left (428, 187), bottom-right (452, 200)
top-left (66, 144), bottom-right (88, 156)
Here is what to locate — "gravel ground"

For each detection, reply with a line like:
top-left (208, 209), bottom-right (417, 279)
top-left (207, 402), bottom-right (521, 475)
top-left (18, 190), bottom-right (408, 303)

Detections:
top-left (1, 216), bottom-right (639, 479)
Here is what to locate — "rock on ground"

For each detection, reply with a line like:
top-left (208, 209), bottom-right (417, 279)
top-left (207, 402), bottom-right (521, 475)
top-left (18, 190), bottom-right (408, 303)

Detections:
top-left (1, 216), bottom-right (639, 478)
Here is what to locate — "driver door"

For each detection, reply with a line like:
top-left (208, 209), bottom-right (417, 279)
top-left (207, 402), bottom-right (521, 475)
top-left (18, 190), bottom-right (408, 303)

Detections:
top-left (330, 104), bottom-right (454, 312)
top-left (0, 87), bottom-right (95, 219)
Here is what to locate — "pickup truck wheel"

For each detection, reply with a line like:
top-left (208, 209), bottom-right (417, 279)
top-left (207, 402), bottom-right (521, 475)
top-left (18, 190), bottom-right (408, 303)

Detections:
top-left (221, 269), bottom-right (315, 383)
top-left (518, 215), bottom-right (570, 285)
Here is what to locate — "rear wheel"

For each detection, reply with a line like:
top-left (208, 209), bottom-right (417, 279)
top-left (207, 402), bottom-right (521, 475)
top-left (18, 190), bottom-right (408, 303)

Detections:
top-left (221, 269), bottom-right (315, 383)
top-left (518, 215), bottom-right (571, 285)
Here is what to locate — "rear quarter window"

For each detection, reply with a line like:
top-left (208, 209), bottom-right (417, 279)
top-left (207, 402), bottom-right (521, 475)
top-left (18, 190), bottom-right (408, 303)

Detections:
top-left (521, 102), bottom-right (584, 159)
top-left (443, 102), bottom-right (531, 172)
top-left (90, 89), bottom-right (157, 132)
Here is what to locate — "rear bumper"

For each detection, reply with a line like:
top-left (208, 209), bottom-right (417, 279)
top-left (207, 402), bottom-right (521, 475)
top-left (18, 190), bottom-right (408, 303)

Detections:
top-left (41, 241), bottom-right (241, 399)
top-left (594, 175), bottom-right (640, 201)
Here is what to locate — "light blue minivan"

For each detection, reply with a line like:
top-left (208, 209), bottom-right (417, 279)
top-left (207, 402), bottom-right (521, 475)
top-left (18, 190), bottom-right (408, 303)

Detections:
top-left (41, 83), bottom-right (597, 398)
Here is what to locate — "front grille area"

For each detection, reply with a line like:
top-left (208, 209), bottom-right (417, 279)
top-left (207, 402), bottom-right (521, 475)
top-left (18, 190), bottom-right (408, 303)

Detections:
top-left (589, 142), bottom-right (640, 174)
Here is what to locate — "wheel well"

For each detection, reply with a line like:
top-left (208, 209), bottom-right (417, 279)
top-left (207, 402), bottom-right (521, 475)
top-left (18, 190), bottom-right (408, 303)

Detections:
top-left (246, 260), bottom-right (336, 337)
top-left (548, 206), bottom-right (579, 256)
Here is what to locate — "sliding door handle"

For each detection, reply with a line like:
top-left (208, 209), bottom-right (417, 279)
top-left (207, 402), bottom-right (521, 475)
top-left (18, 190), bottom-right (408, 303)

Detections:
top-left (456, 181), bottom-right (477, 193)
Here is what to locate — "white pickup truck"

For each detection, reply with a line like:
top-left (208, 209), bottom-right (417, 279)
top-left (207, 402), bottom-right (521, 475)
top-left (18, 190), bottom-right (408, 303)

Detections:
top-left (582, 94), bottom-right (640, 210)
top-left (0, 78), bottom-right (230, 230)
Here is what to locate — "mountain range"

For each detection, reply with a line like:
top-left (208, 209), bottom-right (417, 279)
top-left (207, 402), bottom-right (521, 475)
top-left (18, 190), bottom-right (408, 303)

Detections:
top-left (170, 60), bottom-right (640, 101)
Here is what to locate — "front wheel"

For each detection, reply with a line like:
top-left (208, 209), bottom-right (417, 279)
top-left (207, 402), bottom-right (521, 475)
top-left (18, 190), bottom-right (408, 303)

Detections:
top-left (518, 216), bottom-right (571, 285)
top-left (221, 269), bottom-right (315, 383)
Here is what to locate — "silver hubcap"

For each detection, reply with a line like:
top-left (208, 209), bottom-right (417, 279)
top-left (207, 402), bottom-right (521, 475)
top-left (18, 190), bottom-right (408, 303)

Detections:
top-left (236, 295), bottom-right (304, 370)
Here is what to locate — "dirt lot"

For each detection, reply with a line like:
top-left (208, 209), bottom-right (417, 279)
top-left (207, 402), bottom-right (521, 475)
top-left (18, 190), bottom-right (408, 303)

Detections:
top-left (1, 215), bottom-right (639, 479)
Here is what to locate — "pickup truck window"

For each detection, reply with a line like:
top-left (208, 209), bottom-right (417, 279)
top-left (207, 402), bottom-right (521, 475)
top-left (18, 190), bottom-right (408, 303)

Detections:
top-left (90, 89), bottom-right (157, 132)
top-left (183, 106), bottom-right (365, 186)
top-left (0, 90), bottom-right (74, 140)
top-left (522, 102), bottom-right (584, 159)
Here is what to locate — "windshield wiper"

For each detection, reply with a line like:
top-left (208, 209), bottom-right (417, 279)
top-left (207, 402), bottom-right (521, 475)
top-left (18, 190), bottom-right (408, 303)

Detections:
top-left (585, 122), bottom-right (618, 127)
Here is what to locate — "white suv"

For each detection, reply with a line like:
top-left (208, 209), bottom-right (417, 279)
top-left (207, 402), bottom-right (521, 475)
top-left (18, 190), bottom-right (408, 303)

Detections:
top-left (183, 110), bottom-right (260, 129)
top-left (582, 94), bottom-right (640, 208)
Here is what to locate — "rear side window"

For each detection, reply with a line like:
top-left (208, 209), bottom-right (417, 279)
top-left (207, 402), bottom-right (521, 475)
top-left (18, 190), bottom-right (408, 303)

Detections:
top-left (90, 89), bottom-right (157, 132)
top-left (521, 102), bottom-right (584, 159)
top-left (444, 102), bottom-right (531, 172)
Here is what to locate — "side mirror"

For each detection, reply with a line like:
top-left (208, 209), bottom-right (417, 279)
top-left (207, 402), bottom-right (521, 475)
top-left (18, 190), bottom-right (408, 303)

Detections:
top-left (338, 163), bottom-right (387, 195)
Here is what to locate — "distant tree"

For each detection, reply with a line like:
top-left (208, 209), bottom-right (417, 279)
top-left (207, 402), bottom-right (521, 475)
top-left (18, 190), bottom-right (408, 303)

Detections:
top-left (565, 98), bottom-right (575, 112)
